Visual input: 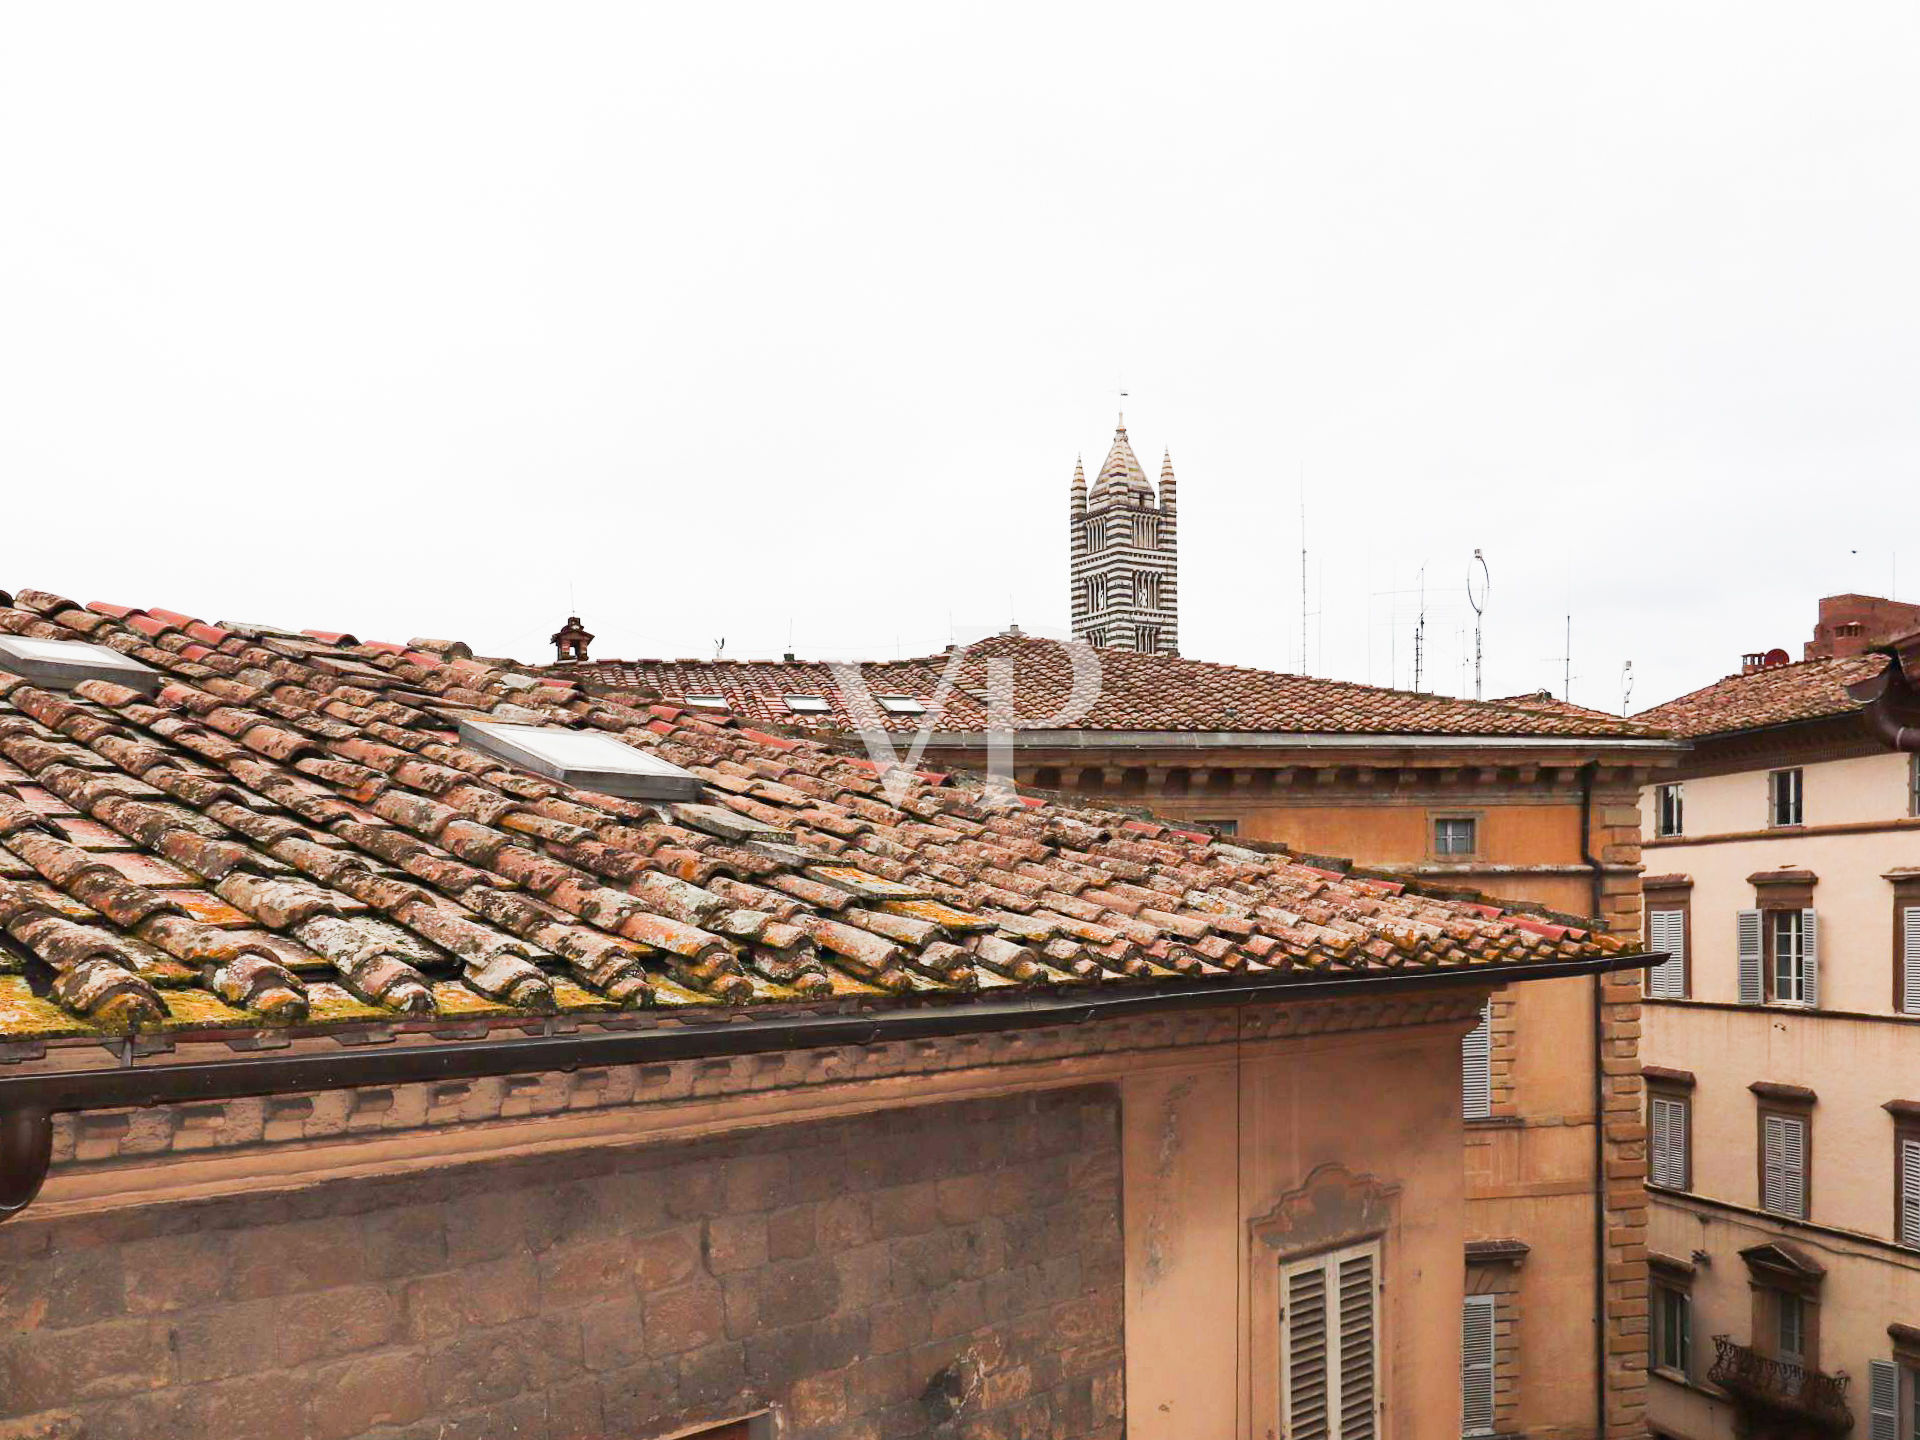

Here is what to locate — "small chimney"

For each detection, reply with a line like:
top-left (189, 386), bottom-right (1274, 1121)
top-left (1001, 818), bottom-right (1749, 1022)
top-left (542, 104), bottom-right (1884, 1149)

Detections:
top-left (550, 616), bottom-right (594, 664)
top-left (1742, 652), bottom-right (1765, 675)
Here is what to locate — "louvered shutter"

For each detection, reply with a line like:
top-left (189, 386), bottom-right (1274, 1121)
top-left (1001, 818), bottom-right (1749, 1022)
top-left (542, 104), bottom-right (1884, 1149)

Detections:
top-left (1763, 1115), bottom-right (1807, 1219)
top-left (1801, 909), bottom-right (1819, 1008)
top-left (1650, 1096), bottom-right (1688, 1189)
top-left (1285, 1259), bottom-right (1331, 1440)
top-left (1902, 908), bottom-right (1920, 1015)
top-left (1867, 1358), bottom-right (1898, 1440)
top-left (1281, 1244), bottom-right (1380, 1440)
top-left (1647, 909), bottom-right (1686, 998)
top-left (1737, 910), bottom-right (1765, 1005)
top-left (1338, 1252), bottom-right (1378, 1440)
top-left (1461, 1294), bottom-right (1496, 1435)
top-left (1901, 1139), bottom-right (1920, 1248)
top-left (1461, 1003), bottom-right (1492, 1120)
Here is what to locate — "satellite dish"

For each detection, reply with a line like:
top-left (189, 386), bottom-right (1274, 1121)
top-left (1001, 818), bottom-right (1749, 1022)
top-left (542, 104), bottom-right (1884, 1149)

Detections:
top-left (1764, 648), bottom-right (1790, 667)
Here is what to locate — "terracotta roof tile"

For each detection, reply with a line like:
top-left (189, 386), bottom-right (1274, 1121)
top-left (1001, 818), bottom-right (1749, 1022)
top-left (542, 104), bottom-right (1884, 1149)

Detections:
top-left (1636, 655), bottom-right (1887, 738)
top-left (0, 590), bottom-right (1640, 1054)
top-left (554, 634), bottom-right (1666, 739)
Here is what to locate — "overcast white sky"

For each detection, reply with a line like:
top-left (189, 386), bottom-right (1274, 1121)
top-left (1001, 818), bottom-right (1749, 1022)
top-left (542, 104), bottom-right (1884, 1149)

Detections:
top-left (3, 4), bottom-right (1914, 715)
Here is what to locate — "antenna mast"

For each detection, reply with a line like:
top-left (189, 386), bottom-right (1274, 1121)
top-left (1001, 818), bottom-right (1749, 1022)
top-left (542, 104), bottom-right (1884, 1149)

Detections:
top-left (1413, 567), bottom-right (1427, 692)
top-left (1563, 615), bottom-right (1572, 702)
top-left (1300, 487), bottom-right (1309, 674)
top-left (1620, 660), bottom-right (1634, 716)
top-left (1467, 549), bottom-right (1489, 700)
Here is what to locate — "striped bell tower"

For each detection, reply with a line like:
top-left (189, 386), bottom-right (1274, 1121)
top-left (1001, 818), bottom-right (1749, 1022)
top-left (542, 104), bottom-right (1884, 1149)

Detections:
top-left (1069, 418), bottom-right (1179, 654)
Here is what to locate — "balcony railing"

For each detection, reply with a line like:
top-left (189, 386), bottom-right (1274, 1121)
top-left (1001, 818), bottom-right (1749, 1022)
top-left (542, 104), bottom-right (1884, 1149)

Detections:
top-left (1708, 1336), bottom-right (1854, 1433)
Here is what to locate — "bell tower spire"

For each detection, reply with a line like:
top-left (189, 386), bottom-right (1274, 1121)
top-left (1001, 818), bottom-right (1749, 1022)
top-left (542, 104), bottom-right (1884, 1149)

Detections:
top-left (1069, 420), bottom-right (1179, 655)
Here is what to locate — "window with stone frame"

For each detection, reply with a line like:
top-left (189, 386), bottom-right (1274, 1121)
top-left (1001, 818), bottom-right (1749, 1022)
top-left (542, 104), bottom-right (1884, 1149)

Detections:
top-left (1646, 1071), bottom-right (1694, 1191)
top-left (1872, 1325), bottom-right (1920, 1440)
top-left (1464, 1242), bottom-right (1525, 1434)
top-left (1752, 1084), bottom-right (1816, 1221)
top-left (1739, 870), bottom-right (1819, 1008)
top-left (1740, 1240), bottom-right (1826, 1374)
top-left (1648, 1258), bottom-right (1694, 1382)
top-left (1894, 874), bottom-right (1920, 1015)
top-left (1891, 1102), bottom-right (1920, 1250)
top-left (1643, 880), bottom-right (1691, 999)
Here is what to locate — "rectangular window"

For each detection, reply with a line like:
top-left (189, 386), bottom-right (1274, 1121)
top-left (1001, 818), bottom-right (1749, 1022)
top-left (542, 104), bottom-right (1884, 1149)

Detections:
top-left (1770, 767), bottom-right (1804, 826)
top-left (1434, 817), bottom-right (1477, 856)
top-left (1778, 1292), bottom-right (1807, 1363)
top-left (1196, 819), bottom-right (1239, 836)
top-left (1773, 910), bottom-right (1808, 1003)
top-left (1461, 1295), bottom-right (1496, 1435)
top-left (781, 695), bottom-right (831, 714)
top-left (1655, 783), bottom-right (1684, 838)
top-left (1650, 1093), bottom-right (1691, 1190)
top-left (1762, 1112), bottom-right (1810, 1220)
top-left (1280, 1241), bottom-right (1380, 1440)
top-left (1651, 1283), bottom-right (1692, 1377)
top-left (1738, 909), bottom-right (1766, 1005)
top-left (1461, 1002), bottom-right (1492, 1121)
top-left (1646, 907), bottom-right (1688, 998)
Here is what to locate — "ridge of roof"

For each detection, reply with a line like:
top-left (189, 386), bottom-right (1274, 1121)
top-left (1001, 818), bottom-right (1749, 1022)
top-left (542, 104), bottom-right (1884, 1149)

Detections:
top-left (0, 586), bottom-right (1638, 1057)
top-left (1635, 653), bottom-right (1888, 739)
top-left (550, 634), bottom-right (1670, 740)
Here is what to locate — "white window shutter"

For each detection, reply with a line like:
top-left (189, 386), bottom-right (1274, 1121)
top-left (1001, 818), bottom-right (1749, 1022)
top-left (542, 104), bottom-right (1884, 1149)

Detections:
top-left (1461, 1003), bottom-right (1492, 1120)
top-left (1801, 909), bottom-right (1819, 1008)
top-left (1651, 1096), bottom-right (1687, 1189)
top-left (1461, 1294), bottom-right (1496, 1435)
top-left (1868, 1358), bottom-right (1898, 1440)
top-left (1903, 907), bottom-right (1920, 1015)
top-left (1902, 1140), bottom-right (1920, 1248)
top-left (1763, 1115), bottom-right (1787, 1214)
top-left (1648, 909), bottom-right (1686, 998)
top-left (1737, 910), bottom-right (1765, 1005)
top-left (1282, 1242), bottom-right (1380, 1440)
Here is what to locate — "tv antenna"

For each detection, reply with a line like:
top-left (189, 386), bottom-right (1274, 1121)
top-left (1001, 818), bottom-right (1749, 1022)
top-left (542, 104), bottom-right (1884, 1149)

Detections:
top-left (1413, 567), bottom-right (1428, 692)
top-left (1620, 660), bottom-right (1634, 716)
top-left (1300, 487), bottom-right (1310, 674)
top-left (1467, 549), bottom-right (1490, 700)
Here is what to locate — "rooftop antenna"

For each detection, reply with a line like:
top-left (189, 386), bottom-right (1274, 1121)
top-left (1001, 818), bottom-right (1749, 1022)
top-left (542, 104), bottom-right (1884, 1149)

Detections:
top-left (712, 636), bottom-right (726, 661)
top-left (1620, 659), bottom-right (1634, 716)
top-left (1413, 566), bottom-right (1427, 692)
top-left (1467, 549), bottom-right (1489, 700)
top-left (1563, 614), bottom-right (1572, 702)
top-left (1300, 480), bottom-right (1309, 674)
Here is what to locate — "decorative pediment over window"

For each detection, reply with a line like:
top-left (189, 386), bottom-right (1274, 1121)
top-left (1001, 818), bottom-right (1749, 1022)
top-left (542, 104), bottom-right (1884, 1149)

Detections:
top-left (1739, 1239), bottom-right (1827, 1295)
top-left (1252, 1163), bottom-right (1401, 1256)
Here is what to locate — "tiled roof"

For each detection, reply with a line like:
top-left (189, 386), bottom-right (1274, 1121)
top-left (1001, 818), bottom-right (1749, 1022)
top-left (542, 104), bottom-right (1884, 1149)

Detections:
top-left (1636, 655), bottom-right (1889, 739)
top-left (556, 635), bottom-right (1669, 740)
top-left (0, 589), bottom-right (1633, 1052)
top-left (1493, 691), bottom-right (1626, 723)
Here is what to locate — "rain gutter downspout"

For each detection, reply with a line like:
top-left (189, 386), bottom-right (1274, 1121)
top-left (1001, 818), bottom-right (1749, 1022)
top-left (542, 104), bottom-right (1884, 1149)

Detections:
top-left (1580, 757), bottom-right (1610, 1440)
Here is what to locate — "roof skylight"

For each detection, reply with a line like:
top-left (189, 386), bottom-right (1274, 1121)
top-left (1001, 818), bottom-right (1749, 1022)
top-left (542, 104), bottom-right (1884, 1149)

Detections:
top-left (456, 718), bottom-right (703, 800)
top-left (877, 695), bottom-right (927, 715)
top-left (783, 695), bottom-right (832, 713)
top-left (681, 695), bottom-right (728, 709)
top-left (0, 636), bottom-right (162, 696)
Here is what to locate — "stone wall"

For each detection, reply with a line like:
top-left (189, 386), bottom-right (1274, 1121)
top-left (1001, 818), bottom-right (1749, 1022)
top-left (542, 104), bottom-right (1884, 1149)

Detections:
top-left (0, 1087), bottom-right (1126, 1440)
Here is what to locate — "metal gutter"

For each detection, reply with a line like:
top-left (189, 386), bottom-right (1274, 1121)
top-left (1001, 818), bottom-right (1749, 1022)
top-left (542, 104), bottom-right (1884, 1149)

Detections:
top-left (0, 952), bottom-right (1659, 1222)
top-left (917, 730), bottom-right (1683, 752)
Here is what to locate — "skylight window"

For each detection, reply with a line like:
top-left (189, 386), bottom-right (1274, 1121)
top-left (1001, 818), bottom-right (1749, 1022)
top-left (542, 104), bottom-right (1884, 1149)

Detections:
top-left (783, 695), bottom-right (831, 714)
top-left (877, 695), bottom-right (926, 715)
top-left (456, 719), bottom-right (703, 800)
top-left (682, 695), bottom-right (728, 710)
top-left (0, 636), bottom-right (162, 696)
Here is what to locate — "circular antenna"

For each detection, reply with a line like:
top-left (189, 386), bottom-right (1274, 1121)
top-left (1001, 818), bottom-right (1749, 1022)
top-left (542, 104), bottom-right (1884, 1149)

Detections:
top-left (1764, 648), bottom-right (1791, 667)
